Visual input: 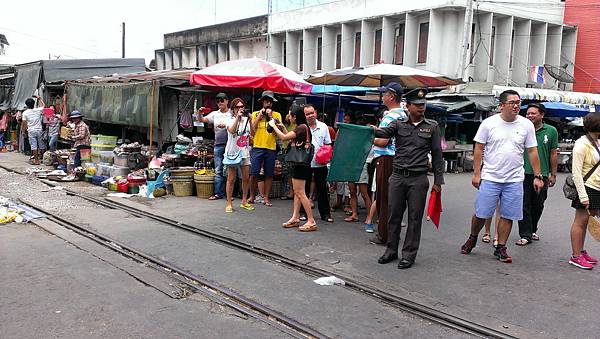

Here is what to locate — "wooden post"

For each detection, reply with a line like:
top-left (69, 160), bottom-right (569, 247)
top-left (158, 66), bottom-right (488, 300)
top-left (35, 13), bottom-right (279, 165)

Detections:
top-left (149, 80), bottom-right (157, 156)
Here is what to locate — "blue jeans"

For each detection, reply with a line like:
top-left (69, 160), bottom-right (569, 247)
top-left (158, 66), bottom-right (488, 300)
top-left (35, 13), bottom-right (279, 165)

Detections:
top-left (213, 144), bottom-right (226, 197)
top-left (49, 135), bottom-right (58, 152)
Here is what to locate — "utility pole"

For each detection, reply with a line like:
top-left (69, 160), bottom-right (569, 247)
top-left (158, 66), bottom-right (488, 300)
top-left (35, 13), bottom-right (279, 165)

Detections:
top-left (122, 22), bottom-right (126, 58)
top-left (457, 0), bottom-right (474, 81)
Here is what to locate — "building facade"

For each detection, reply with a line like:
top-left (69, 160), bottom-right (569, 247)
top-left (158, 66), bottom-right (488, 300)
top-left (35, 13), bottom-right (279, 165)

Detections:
top-left (267, 0), bottom-right (576, 89)
top-left (155, 1), bottom-right (579, 91)
top-left (155, 15), bottom-right (268, 70)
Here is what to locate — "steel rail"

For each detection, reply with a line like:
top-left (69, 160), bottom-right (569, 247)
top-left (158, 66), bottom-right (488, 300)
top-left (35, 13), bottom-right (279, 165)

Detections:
top-left (0, 165), bottom-right (515, 338)
top-left (18, 199), bottom-right (329, 339)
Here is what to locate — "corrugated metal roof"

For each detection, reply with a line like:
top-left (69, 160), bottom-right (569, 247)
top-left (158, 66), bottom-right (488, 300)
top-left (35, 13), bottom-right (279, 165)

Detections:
top-left (71, 68), bottom-right (198, 86)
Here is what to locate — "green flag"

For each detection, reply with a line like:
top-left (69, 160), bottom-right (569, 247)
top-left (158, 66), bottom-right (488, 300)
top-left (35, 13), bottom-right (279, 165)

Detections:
top-left (327, 123), bottom-right (374, 182)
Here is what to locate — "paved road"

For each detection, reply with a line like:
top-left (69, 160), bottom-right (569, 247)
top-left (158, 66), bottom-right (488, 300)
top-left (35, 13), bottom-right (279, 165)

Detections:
top-left (1, 151), bottom-right (599, 338)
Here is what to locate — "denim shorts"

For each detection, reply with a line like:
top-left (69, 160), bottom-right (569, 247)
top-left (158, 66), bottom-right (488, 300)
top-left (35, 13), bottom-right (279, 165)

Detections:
top-left (28, 130), bottom-right (44, 150)
top-left (475, 180), bottom-right (523, 221)
top-left (250, 148), bottom-right (276, 177)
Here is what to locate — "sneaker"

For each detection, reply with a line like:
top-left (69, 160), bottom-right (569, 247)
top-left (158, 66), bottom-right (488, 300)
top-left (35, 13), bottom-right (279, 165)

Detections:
top-left (255, 195), bottom-right (265, 204)
top-left (460, 236), bottom-right (477, 254)
top-left (569, 255), bottom-right (593, 270)
top-left (364, 223), bottom-right (374, 233)
top-left (580, 250), bottom-right (598, 264)
top-left (493, 246), bottom-right (513, 263)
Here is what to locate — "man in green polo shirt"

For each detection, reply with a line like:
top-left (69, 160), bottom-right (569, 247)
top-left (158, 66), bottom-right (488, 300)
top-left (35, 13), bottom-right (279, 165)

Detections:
top-left (517, 103), bottom-right (558, 245)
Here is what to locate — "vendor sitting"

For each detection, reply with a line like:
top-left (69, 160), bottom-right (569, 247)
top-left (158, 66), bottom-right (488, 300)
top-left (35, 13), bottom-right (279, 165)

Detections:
top-left (69, 110), bottom-right (91, 167)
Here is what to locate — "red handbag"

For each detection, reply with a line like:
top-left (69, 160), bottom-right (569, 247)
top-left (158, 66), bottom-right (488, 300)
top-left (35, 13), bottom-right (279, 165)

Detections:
top-left (315, 144), bottom-right (333, 165)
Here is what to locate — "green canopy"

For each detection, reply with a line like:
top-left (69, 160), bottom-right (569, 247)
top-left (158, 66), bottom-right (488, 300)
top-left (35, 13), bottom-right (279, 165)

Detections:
top-left (327, 123), bottom-right (374, 182)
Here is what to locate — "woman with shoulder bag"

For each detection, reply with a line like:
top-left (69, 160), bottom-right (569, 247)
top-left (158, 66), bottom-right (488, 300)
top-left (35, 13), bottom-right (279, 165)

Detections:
top-left (269, 106), bottom-right (317, 232)
top-left (223, 98), bottom-right (254, 213)
top-left (567, 113), bottom-right (600, 270)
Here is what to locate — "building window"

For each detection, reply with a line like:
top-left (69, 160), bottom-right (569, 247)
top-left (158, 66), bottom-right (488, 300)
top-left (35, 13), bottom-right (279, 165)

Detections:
top-left (374, 29), bottom-right (382, 64)
top-left (394, 24), bottom-right (405, 65)
top-left (489, 26), bottom-right (496, 65)
top-left (317, 37), bottom-right (323, 70)
top-left (417, 23), bottom-right (429, 64)
top-left (299, 39), bottom-right (303, 72)
top-left (336, 34), bottom-right (342, 69)
top-left (283, 41), bottom-right (287, 67)
top-left (469, 24), bottom-right (476, 64)
top-left (354, 32), bottom-right (361, 67)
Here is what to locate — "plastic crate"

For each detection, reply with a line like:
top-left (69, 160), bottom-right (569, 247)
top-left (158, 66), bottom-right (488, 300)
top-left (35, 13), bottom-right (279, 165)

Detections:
top-left (90, 135), bottom-right (118, 146)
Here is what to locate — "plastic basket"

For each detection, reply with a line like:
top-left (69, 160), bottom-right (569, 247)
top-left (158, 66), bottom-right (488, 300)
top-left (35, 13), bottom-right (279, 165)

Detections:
top-left (90, 135), bottom-right (118, 146)
top-left (91, 144), bottom-right (115, 151)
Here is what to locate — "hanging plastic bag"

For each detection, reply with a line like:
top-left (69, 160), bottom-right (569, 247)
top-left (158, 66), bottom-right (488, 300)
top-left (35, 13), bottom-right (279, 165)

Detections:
top-left (315, 144), bottom-right (333, 165)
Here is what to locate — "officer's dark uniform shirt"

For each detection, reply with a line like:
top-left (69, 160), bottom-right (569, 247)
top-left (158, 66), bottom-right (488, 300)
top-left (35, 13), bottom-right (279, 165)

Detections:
top-left (374, 118), bottom-right (445, 186)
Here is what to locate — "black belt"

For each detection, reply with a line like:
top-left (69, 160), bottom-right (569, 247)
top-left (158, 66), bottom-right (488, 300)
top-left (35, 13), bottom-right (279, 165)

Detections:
top-left (393, 168), bottom-right (428, 177)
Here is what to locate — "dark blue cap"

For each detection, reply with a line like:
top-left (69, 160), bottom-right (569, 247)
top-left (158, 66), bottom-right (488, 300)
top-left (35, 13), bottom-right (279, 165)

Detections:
top-left (378, 82), bottom-right (404, 96)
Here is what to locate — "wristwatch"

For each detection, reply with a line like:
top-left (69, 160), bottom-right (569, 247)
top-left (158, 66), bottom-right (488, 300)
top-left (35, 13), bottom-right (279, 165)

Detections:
top-left (534, 175), bottom-right (543, 180)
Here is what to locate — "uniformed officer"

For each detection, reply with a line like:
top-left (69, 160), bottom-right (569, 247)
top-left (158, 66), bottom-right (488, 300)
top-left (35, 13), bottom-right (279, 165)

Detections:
top-left (371, 88), bottom-right (445, 269)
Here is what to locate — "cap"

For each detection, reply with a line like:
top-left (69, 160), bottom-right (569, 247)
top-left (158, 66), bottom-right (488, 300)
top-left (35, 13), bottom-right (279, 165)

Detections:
top-left (215, 92), bottom-right (228, 100)
top-left (259, 90), bottom-right (278, 102)
top-left (404, 88), bottom-right (428, 104)
top-left (378, 82), bottom-right (404, 96)
top-left (527, 102), bottom-right (546, 114)
top-left (69, 110), bottom-right (83, 119)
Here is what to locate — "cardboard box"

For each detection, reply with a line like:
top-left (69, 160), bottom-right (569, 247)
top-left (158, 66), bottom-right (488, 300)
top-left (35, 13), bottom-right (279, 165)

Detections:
top-left (60, 126), bottom-right (72, 139)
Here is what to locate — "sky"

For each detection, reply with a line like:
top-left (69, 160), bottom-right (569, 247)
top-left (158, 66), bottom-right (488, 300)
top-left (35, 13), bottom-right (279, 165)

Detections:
top-left (0, 0), bottom-right (332, 66)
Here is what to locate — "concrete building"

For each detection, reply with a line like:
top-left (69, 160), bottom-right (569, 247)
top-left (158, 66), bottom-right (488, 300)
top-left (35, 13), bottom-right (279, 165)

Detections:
top-left (267, 0), bottom-right (577, 89)
top-left (155, 15), bottom-right (268, 70)
top-left (564, 0), bottom-right (600, 93)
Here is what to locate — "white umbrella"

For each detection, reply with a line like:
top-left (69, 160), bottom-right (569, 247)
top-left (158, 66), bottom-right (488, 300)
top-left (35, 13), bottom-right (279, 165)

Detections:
top-left (306, 64), bottom-right (462, 89)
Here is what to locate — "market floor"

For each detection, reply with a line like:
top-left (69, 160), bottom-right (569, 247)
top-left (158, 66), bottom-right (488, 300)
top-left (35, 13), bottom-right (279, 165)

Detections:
top-left (1, 151), bottom-right (599, 338)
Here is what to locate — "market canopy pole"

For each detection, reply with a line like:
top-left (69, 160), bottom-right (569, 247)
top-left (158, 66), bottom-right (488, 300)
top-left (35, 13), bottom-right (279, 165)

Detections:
top-left (149, 80), bottom-right (157, 155)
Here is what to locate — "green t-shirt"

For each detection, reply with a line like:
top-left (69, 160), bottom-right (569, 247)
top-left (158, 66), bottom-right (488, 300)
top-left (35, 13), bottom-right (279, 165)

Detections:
top-left (523, 123), bottom-right (558, 176)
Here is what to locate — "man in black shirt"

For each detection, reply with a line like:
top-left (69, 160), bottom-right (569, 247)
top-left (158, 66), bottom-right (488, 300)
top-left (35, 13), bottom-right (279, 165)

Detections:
top-left (370, 88), bottom-right (445, 269)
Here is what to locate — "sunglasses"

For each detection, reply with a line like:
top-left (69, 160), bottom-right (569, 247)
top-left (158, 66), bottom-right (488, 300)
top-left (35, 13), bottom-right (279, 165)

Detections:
top-left (235, 105), bottom-right (245, 108)
top-left (217, 98), bottom-right (226, 103)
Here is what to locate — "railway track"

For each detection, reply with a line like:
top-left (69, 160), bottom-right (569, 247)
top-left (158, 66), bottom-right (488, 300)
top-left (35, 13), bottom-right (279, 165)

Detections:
top-left (2, 164), bottom-right (517, 338)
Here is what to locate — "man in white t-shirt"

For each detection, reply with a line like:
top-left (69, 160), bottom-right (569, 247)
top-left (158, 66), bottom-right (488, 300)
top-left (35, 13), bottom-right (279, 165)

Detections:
top-left (197, 92), bottom-right (232, 200)
top-left (21, 96), bottom-right (46, 165)
top-left (460, 90), bottom-right (544, 263)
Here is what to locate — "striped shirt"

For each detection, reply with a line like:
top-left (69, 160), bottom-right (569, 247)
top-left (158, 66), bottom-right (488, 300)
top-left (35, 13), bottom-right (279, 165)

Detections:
top-left (373, 108), bottom-right (407, 157)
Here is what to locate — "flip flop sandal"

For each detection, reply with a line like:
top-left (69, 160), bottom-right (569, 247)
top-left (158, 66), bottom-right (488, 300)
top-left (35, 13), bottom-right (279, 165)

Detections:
top-left (264, 201), bottom-right (273, 207)
top-left (282, 220), bottom-right (300, 228)
top-left (225, 206), bottom-right (234, 213)
top-left (299, 223), bottom-right (317, 232)
top-left (240, 203), bottom-right (255, 211)
top-left (482, 233), bottom-right (491, 243)
top-left (532, 233), bottom-right (540, 241)
top-left (515, 238), bottom-right (530, 246)
top-left (344, 216), bottom-right (359, 222)
top-left (209, 195), bottom-right (222, 200)
top-left (321, 216), bottom-right (334, 223)
top-left (299, 216), bottom-right (307, 221)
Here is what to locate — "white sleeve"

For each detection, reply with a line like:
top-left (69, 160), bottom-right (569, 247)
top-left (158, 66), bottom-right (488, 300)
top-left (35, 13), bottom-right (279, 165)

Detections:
top-left (205, 112), bottom-right (216, 124)
top-left (473, 120), bottom-right (489, 144)
top-left (524, 122), bottom-right (538, 148)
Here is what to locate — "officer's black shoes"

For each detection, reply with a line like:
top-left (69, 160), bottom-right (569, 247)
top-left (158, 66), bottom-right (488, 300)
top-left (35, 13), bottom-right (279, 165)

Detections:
top-left (378, 251), bottom-right (398, 264)
top-left (397, 258), bottom-right (414, 269)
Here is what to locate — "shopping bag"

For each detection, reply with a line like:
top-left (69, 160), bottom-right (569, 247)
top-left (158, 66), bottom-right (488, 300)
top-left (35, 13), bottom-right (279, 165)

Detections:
top-left (315, 144), bottom-right (333, 165)
top-left (587, 215), bottom-right (600, 242)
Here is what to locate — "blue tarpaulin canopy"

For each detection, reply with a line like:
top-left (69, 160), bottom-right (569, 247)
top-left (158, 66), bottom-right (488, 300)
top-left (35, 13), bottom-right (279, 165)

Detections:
top-left (311, 85), bottom-right (376, 94)
top-left (520, 101), bottom-right (589, 118)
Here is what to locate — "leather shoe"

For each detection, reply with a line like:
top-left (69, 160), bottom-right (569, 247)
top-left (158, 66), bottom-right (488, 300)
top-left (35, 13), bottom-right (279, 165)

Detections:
top-left (378, 252), bottom-right (398, 264)
top-left (397, 258), bottom-right (413, 269)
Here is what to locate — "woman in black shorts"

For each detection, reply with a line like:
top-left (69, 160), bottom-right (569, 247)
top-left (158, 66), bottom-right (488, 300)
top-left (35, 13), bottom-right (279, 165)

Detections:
top-left (269, 106), bottom-right (317, 232)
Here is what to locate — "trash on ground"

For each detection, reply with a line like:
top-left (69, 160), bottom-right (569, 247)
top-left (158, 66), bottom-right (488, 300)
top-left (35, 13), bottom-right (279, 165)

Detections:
top-left (313, 276), bottom-right (345, 286)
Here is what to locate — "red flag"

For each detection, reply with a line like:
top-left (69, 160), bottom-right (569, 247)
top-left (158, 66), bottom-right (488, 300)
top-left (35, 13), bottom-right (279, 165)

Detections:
top-left (426, 190), bottom-right (442, 229)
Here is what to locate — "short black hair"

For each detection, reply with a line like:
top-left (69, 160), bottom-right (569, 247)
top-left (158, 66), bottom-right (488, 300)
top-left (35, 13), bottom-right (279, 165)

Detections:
top-left (303, 103), bottom-right (316, 111)
top-left (527, 103), bottom-right (546, 115)
top-left (25, 98), bottom-right (35, 109)
top-left (583, 113), bottom-right (600, 133)
top-left (499, 90), bottom-right (520, 103)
